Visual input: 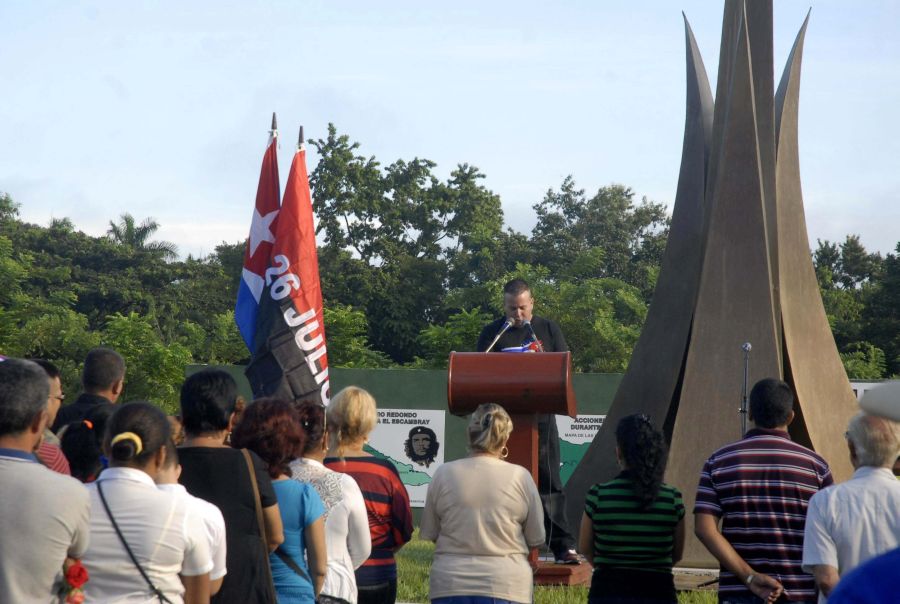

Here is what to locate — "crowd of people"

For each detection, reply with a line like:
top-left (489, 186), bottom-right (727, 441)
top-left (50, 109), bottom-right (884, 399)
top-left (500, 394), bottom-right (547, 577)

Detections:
top-left (1, 345), bottom-right (898, 604)
top-left (0, 350), bottom-right (407, 604)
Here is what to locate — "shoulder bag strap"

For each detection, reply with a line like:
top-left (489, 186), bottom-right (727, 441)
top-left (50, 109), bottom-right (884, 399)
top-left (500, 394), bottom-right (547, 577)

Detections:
top-left (241, 448), bottom-right (278, 603)
top-left (273, 547), bottom-right (312, 582)
top-left (243, 450), bottom-right (311, 582)
top-left (241, 448), bottom-right (268, 547)
top-left (96, 481), bottom-right (173, 604)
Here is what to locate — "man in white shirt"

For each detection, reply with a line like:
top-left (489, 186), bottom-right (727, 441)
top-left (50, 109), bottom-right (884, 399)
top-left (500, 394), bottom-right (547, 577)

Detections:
top-left (0, 358), bottom-right (91, 602)
top-left (156, 438), bottom-right (228, 595)
top-left (802, 410), bottom-right (900, 601)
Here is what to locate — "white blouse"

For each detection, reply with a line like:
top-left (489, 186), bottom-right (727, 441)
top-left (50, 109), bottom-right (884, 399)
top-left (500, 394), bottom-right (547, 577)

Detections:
top-left (83, 467), bottom-right (212, 603)
top-left (158, 483), bottom-right (228, 581)
top-left (290, 457), bottom-right (372, 604)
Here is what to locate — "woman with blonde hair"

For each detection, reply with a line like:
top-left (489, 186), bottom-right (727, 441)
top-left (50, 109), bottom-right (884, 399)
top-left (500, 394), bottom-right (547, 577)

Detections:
top-left (324, 387), bottom-right (412, 604)
top-left (420, 403), bottom-right (545, 604)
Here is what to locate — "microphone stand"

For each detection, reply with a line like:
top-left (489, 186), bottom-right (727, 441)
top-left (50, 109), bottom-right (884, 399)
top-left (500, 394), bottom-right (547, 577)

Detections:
top-left (484, 319), bottom-right (513, 353)
top-left (524, 320), bottom-right (544, 352)
top-left (740, 342), bottom-right (751, 435)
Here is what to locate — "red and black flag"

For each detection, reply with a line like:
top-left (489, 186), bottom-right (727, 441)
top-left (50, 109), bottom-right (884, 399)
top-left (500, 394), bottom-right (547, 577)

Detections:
top-left (240, 123), bottom-right (330, 404)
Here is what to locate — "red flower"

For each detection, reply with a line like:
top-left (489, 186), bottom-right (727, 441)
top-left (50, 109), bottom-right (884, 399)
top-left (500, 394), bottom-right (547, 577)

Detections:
top-left (66, 590), bottom-right (85, 604)
top-left (65, 561), bottom-right (89, 589)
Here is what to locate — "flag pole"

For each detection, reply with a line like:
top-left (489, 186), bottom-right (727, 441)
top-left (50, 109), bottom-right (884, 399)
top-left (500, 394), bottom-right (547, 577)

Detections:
top-left (298, 125), bottom-right (304, 149)
top-left (271, 112), bottom-right (278, 133)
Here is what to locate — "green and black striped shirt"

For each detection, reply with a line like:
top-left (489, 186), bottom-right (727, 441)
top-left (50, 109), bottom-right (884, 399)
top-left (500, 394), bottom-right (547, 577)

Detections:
top-left (584, 472), bottom-right (684, 572)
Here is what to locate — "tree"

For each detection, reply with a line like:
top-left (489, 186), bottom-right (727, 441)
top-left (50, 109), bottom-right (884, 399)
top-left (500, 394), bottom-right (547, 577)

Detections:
top-left (814, 236), bottom-right (883, 290)
top-left (309, 124), bottom-right (514, 362)
top-left (323, 305), bottom-right (392, 368)
top-left (840, 343), bottom-right (887, 380)
top-left (0, 192), bottom-right (19, 224)
top-left (102, 312), bottom-right (192, 413)
top-left (212, 241), bottom-right (246, 291)
top-left (107, 213), bottom-right (178, 260)
top-left (413, 307), bottom-right (493, 369)
top-left (531, 178), bottom-right (669, 300)
top-left (859, 243), bottom-right (900, 376)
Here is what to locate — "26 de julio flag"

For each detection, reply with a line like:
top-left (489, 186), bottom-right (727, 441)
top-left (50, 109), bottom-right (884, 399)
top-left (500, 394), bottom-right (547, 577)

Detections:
top-left (235, 123), bottom-right (281, 348)
top-left (244, 132), bottom-right (330, 405)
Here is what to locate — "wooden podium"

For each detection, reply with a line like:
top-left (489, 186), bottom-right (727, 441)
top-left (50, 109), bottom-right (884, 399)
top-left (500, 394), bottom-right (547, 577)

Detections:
top-left (447, 352), bottom-right (590, 586)
top-left (448, 352), bottom-right (577, 482)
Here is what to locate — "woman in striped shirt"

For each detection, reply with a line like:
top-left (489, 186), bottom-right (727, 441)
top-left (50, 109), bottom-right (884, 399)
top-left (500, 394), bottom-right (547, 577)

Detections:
top-left (578, 414), bottom-right (685, 604)
top-left (325, 387), bottom-right (413, 604)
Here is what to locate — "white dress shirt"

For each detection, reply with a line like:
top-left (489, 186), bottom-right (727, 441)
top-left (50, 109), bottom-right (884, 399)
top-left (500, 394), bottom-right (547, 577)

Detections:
top-left (83, 467), bottom-right (212, 603)
top-left (290, 457), bottom-right (371, 604)
top-left (803, 466), bottom-right (900, 603)
top-left (158, 483), bottom-right (227, 581)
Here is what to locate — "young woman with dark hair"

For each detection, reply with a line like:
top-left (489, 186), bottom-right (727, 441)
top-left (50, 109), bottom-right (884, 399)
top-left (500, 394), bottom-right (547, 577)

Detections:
top-left (81, 402), bottom-right (212, 604)
top-left (578, 414), bottom-right (685, 604)
top-left (177, 369), bottom-right (284, 604)
top-left (60, 403), bottom-right (115, 482)
top-left (291, 400), bottom-right (371, 604)
top-left (232, 398), bottom-right (327, 604)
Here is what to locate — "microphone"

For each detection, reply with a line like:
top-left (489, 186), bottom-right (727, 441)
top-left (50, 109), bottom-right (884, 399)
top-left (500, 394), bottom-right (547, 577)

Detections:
top-left (742, 342), bottom-right (752, 353)
top-left (523, 320), bottom-right (544, 352)
top-left (484, 318), bottom-right (514, 353)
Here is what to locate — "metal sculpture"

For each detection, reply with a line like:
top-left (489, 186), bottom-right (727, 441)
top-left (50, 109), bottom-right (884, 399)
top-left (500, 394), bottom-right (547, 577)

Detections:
top-left (565, 1), bottom-right (858, 565)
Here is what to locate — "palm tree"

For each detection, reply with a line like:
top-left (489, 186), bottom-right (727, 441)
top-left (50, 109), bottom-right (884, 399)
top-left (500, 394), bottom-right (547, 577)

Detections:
top-left (107, 213), bottom-right (179, 260)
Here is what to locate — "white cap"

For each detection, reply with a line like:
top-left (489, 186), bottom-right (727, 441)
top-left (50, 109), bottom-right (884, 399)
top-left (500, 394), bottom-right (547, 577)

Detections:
top-left (860, 381), bottom-right (900, 421)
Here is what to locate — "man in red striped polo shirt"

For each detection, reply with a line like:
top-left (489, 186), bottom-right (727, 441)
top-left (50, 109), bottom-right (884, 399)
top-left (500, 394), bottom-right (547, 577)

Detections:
top-left (694, 378), bottom-right (833, 603)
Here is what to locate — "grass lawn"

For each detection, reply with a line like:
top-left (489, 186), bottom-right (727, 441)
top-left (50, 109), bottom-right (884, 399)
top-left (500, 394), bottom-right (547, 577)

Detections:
top-left (397, 530), bottom-right (716, 604)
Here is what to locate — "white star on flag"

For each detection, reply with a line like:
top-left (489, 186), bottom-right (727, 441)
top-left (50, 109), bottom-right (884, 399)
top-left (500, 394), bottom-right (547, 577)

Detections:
top-left (248, 208), bottom-right (279, 257)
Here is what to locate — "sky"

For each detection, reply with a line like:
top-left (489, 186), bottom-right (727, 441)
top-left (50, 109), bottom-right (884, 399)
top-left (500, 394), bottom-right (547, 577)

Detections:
top-left (1, 1), bottom-right (898, 259)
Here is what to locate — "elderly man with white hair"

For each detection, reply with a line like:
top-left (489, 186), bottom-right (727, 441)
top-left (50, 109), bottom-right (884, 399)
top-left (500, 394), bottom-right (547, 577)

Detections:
top-left (801, 404), bottom-right (900, 602)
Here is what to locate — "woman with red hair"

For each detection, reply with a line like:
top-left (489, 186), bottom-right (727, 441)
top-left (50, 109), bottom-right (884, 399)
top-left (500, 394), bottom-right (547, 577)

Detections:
top-left (232, 399), bottom-right (327, 604)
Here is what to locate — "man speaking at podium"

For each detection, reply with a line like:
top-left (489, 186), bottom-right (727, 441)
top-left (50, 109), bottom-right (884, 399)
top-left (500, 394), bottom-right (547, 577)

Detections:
top-left (476, 278), bottom-right (581, 564)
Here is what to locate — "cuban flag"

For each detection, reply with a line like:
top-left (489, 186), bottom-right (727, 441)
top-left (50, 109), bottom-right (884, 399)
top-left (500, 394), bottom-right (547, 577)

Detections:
top-left (235, 120), bottom-right (281, 349)
top-left (242, 128), bottom-right (330, 404)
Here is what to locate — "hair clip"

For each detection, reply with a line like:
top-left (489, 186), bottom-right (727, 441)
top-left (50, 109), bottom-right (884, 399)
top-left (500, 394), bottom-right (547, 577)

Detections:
top-left (83, 419), bottom-right (94, 430)
top-left (110, 431), bottom-right (143, 455)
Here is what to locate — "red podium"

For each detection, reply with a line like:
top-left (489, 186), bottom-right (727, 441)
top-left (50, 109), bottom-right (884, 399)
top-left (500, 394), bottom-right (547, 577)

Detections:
top-left (447, 351), bottom-right (577, 482)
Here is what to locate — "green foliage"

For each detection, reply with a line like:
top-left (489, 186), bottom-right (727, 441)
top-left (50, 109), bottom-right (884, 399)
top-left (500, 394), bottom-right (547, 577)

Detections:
top-left (840, 343), bottom-right (887, 380)
top-left (102, 312), bottom-right (193, 413)
top-left (859, 243), bottom-right (900, 376)
top-left (413, 308), bottom-right (493, 368)
top-left (323, 305), bottom-right (391, 368)
top-left (310, 124), bottom-right (510, 362)
top-left (0, 192), bottom-right (19, 223)
top-left (814, 237), bottom-right (896, 378)
top-left (107, 213), bottom-right (178, 260)
top-left (206, 311), bottom-right (250, 365)
top-left (532, 177), bottom-right (669, 300)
